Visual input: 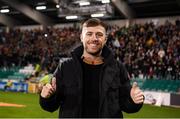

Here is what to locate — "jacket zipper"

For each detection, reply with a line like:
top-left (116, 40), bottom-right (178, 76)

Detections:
top-left (98, 64), bottom-right (105, 117)
top-left (74, 56), bottom-right (83, 117)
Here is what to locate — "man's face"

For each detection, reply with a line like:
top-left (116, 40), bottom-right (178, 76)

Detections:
top-left (81, 25), bottom-right (106, 56)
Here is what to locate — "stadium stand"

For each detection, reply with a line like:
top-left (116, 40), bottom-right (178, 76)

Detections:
top-left (0, 18), bottom-right (180, 94)
top-left (131, 78), bottom-right (180, 93)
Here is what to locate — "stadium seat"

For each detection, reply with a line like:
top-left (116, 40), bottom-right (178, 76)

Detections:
top-left (131, 78), bottom-right (180, 93)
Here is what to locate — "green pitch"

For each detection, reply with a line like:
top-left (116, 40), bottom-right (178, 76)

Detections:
top-left (0, 91), bottom-right (180, 118)
top-left (0, 91), bottom-right (58, 118)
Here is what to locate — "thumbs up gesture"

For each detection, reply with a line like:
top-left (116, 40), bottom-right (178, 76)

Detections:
top-left (130, 82), bottom-right (144, 104)
top-left (38, 74), bottom-right (56, 98)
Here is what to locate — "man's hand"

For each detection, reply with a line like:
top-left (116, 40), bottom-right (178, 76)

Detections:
top-left (130, 82), bottom-right (144, 104)
top-left (40, 77), bottom-right (56, 98)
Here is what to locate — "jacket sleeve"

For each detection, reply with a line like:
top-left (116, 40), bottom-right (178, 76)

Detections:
top-left (118, 61), bottom-right (143, 113)
top-left (39, 61), bottom-right (64, 112)
top-left (39, 94), bottom-right (60, 112)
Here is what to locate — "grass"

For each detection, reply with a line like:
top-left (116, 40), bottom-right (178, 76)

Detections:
top-left (123, 104), bottom-right (180, 118)
top-left (0, 91), bottom-right (58, 118)
top-left (1, 91), bottom-right (180, 118)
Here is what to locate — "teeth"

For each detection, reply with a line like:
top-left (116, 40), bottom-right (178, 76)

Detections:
top-left (90, 44), bottom-right (98, 47)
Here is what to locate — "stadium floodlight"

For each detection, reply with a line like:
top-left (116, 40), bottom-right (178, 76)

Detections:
top-left (79, 2), bottom-right (90, 6)
top-left (44, 34), bottom-right (48, 37)
top-left (65, 15), bottom-right (78, 19)
top-left (0, 9), bottom-right (10, 13)
top-left (56, 4), bottom-right (59, 8)
top-left (36, 5), bottom-right (46, 10)
top-left (91, 13), bottom-right (104, 18)
top-left (101, 0), bottom-right (110, 4)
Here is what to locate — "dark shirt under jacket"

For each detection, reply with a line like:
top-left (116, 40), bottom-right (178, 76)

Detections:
top-left (81, 61), bottom-right (103, 118)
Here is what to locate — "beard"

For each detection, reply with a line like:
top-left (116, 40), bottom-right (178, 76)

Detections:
top-left (85, 40), bottom-right (103, 56)
top-left (87, 47), bottom-right (102, 56)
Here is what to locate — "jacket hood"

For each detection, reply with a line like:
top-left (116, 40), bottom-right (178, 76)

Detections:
top-left (71, 44), bottom-right (115, 64)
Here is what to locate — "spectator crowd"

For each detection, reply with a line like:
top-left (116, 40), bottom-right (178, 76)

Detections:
top-left (0, 19), bottom-right (180, 80)
top-left (107, 20), bottom-right (180, 80)
top-left (0, 27), bottom-right (80, 73)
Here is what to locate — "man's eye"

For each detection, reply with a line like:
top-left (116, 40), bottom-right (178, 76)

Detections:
top-left (96, 33), bottom-right (103, 37)
top-left (86, 33), bottom-right (92, 36)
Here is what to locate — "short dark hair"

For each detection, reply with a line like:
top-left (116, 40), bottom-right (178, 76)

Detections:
top-left (81, 18), bottom-right (107, 31)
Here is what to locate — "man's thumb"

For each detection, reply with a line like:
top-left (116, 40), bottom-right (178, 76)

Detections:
top-left (132, 82), bottom-right (138, 89)
top-left (51, 77), bottom-right (56, 89)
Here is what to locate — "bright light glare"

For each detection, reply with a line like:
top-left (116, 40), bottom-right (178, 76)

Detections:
top-left (79, 2), bottom-right (90, 6)
top-left (101, 0), bottom-right (110, 4)
top-left (0, 9), bottom-right (10, 13)
top-left (44, 34), bottom-right (48, 37)
top-left (36, 6), bottom-right (46, 10)
top-left (65, 16), bottom-right (78, 19)
top-left (91, 13), bottom-right (104, 17)
top-left (56, 5), bottom-right (59, 8)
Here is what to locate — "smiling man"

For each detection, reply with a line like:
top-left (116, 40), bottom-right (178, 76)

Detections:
top-left (39, 18), bottom-right (144, 118)
top-left (81, 22), bottom-right (106, 56)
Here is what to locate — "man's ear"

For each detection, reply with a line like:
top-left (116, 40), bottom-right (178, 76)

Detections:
top-left (80, 34), bottom-right (83, 42)
top-left (105, 35), bottom-right (108, 43)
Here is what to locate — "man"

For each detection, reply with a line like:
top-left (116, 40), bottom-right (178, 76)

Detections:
top-left (4, 79), bottom-right (13, 91)
top-left (39, 18), bottom-right (144, 118)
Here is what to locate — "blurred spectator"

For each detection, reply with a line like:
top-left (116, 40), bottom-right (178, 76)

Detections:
top-left (4, 80), bottom-right (13, 91)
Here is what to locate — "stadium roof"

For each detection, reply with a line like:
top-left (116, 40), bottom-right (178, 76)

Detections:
top-left (0, 0), bottom-right (179, 27)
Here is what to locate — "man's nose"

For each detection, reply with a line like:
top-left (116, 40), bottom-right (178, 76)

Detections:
top-left (92, 34), bottom-right (98, 40)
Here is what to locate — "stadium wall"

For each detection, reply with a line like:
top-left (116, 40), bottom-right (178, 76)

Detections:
top-left (144, 91), bottom-right (180, 107)
top-left (170, 93), bottom-right (180, 107)
top-left (14, 16), bottom-right (180, 30)
top-left (0, 82), bottom-right (28, 92)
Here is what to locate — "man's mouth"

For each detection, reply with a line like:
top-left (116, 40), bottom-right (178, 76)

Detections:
top-left (90, 43), bottom-right (98, 47)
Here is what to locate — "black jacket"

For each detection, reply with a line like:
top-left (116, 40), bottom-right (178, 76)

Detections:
top-left (39, 45), bottom-right (143, 118)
